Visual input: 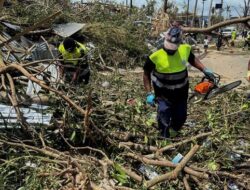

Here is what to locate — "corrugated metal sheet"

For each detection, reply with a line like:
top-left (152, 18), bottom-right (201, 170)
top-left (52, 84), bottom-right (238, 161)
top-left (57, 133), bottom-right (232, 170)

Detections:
top-left (0, 104), bottom-right (52, 126)
top-left (31, 42), bottom-right (59, 61)
top-left (1, 21), bottom-right (21, 31)
top-left (52, 22), bottom-right (85, 37)
top-left (0, 32), bottom-right (28, 62)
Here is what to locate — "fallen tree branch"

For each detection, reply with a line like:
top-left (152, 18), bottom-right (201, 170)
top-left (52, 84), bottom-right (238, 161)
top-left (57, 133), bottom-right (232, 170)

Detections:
top-left (146, 145), bottom-right (200, 188)
top-left (6, 73), bottom-right (32, 133)
top-left (0, 139), bottom-right (70, 161)
top-left (190, 175), bottom-right (206, 190)
top-left (183, 175), bottom-right (191, 190)
top-left (158, 132), bottom-right (211, 153)
top-left (182, 16), bottom-right (250, 33)
top-left (119, 132), bottom-right (211, 155)
top-left (119, 141), bottom-right (158, 152)
top-left (0, 63), bottom-right (86, 115)
top-left (126, 152), bottom-right (209, 179)
top-left (83, 90), bottom-right (93, 143)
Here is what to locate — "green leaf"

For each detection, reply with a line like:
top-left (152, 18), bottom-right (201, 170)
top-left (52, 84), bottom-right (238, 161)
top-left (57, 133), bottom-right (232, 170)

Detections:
top-left (146, 118), bottom-right (155, 126)
top-left (241, 103), bottom-right (249, 110)
top-left (208, 161), bottom-right (219, 171)
top-left (114, 163), bottom-right (126, 176)
top-left (113, 173), bottom-right (128, 184)
top-left (112, 163), bottom-right (129, 185)
top-left (144, 135), bottom-right (148, 144)
top-left (160, 140), bottom-right (171, 147)
top-left (70, 131), bottom-right (76, 142)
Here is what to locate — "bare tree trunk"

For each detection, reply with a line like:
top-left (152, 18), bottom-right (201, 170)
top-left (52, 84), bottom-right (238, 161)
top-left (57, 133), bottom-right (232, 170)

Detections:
top-left (219, 0), bottom-right (223, 17)
top-left (192, 0), bottom-right (198, 27)
top-left (183, 16), bottom-right (250, 33)
top-left (0, 0), bottom-right (4, 9)
top-left (208, 0), bottom-right (213, 26)
top-left (129, 0), bottom-right (132, 15)
top-left (243, 0), bottom-right (250, 16)
top-left (186, 0), bottom-right (190, 25)
top-left (163, 0), bottom-right (168, 13)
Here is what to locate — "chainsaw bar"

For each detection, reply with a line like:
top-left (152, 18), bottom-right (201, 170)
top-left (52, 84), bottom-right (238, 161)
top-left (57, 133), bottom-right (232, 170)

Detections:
top-left (205, 80), bottom-right (242, 100)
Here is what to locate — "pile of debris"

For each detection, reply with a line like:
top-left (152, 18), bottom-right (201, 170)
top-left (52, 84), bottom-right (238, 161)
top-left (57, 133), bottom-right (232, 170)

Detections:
top-left (0, 1), bottom-right (249, 190)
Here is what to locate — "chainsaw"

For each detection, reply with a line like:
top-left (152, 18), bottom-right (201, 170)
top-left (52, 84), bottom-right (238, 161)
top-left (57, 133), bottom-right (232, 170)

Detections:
top-left (188, 73), bottom-right (242, 104)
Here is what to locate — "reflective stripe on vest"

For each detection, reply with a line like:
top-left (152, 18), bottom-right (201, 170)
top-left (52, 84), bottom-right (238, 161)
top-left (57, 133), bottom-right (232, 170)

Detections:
top-left (59, 42), bottom-right (87, 65)
top-left (149, 44), bottom-right (191, 89)
top-left (152, 69), bottom-right (187, 80)
top-left (151, 73), bottom-right (188, 90)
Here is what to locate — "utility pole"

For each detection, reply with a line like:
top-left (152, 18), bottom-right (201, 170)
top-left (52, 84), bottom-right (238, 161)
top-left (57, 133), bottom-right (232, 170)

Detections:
top-left (219, 0), bottom-right (223, 17)
top-left (201, 0), bottom-right (206, 28)
top-left (208, 0), bottom-right (213, 26)
top-left (186, 0), bottom-right (190, 26)
top-left (192, 0), bottom-right (198, 27)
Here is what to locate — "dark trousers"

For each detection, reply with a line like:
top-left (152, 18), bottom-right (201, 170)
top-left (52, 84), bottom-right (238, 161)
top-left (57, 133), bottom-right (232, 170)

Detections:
top-left (64, 63), bottom-right (90, 84)
top-left (243, 40), bottom-right (250, 49)
top-left (157, 98), bottom-right (187, 138)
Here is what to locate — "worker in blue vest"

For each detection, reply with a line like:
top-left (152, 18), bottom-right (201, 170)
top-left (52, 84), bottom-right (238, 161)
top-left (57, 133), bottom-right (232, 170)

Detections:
top-left (58, 37), bottom-right (90, 84)
top-left (143, 23), bottom-right (216, 138)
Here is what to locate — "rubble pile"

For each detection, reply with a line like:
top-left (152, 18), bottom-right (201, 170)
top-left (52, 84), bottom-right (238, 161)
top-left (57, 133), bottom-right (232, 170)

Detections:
top-left (0, 1), bottom-right (249, 189)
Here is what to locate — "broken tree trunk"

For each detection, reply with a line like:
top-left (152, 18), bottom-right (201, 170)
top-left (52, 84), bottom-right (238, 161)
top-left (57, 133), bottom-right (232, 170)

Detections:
top-left (183, 16), bottom-right (250, 33)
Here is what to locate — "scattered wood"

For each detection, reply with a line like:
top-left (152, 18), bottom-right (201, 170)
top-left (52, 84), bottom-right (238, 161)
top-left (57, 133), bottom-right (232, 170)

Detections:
top-left (146, 145), bottom-right (200, 188)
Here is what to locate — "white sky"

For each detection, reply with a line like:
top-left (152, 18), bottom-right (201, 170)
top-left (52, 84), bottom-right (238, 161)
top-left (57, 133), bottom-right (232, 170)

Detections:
top-left (72, 0), bottom-right (246, 17)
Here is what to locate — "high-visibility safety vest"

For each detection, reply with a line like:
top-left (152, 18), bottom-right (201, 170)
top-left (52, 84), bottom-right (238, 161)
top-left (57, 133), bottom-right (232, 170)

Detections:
top-left (149, 44), bottom-right (191, 90)
top-left (59, 42), bottom-right (87, 65)
top-left (231, 31), bottom-right (236, 40)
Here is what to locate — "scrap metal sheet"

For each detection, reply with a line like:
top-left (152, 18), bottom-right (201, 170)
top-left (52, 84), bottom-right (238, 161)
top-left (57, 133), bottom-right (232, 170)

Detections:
top-left (52, 22), bottom-right (86, 37)
top-left (1, 21), bottom-right (21, 31)
top-left (0, 104), bottom-right (52, 126)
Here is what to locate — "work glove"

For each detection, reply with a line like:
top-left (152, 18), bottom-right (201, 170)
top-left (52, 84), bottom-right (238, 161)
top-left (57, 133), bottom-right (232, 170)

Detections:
top-left (146, 92), bottom-right (155, 106)
top-left (203, 68), bottom-right (215, 82)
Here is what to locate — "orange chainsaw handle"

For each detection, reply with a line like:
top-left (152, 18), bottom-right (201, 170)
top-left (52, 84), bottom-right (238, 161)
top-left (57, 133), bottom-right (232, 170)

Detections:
top-left (194, 73), bottom-right (220, 95)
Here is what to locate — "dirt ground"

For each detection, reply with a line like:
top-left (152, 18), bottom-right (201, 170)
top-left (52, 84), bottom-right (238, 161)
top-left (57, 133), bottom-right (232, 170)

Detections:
top-left (190, 49), bottom-right (250, 86)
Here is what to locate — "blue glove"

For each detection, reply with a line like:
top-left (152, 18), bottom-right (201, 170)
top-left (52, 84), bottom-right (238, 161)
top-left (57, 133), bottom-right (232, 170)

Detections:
top-left (146, 93), bottom-right (155, 106)
top-left (203, 68), bottom-right (215, 81)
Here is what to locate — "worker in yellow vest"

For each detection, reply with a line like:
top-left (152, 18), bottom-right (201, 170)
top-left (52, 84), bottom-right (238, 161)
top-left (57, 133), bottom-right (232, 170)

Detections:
top-left (58, 37), bottom-right (89, 84)
top-left (143, 23), bottom-right (216, 138)
top-left (231, 29), bottom-right (237, 47)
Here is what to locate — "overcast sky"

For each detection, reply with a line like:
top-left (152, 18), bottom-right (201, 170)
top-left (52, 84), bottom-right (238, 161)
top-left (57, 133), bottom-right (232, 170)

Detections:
top-left (72, 0), bottom-right (245, 17)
